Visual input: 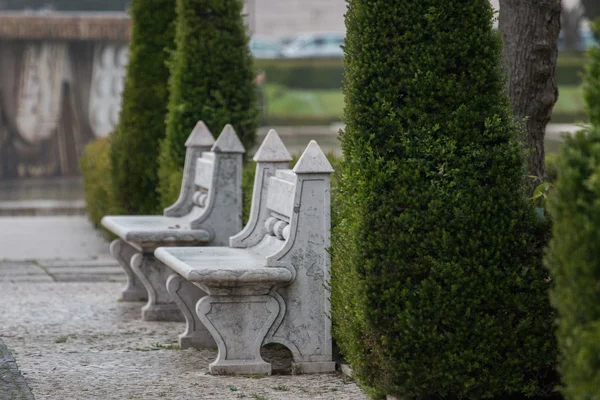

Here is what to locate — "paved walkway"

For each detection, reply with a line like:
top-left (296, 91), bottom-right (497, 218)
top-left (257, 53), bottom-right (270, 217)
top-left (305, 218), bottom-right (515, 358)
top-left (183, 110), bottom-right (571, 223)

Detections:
top-left (0, 216), bottom-right (366, 400)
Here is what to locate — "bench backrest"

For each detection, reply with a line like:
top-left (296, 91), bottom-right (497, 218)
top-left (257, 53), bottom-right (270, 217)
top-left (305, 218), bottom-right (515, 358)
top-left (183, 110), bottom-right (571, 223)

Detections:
top-left (230, 132), bottom-right (334, 364)
top-left (164, 121), bottom-right (245, 246)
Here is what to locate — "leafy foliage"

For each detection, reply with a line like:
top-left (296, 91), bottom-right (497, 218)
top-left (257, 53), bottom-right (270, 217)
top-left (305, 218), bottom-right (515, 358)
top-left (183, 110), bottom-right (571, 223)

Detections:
top-left (80, 138), bottom-right (116, 229)
top-left (158, 0), bottom-right (259, 208)
top-left (547, 127), bottom-right (600, 400)
top-left (330, 0), bottom-right (556, 398)
top-left (583, 20), bottom-right (600, 126)
top-left (109, 0), bottom-right (175, 214)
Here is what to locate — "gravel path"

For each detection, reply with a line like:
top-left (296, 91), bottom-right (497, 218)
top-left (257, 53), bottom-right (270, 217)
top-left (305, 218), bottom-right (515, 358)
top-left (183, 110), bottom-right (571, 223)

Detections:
top-left (0, 262), bottom-right (367, 400)
top-left (1, 337), bottom-right (35, 400)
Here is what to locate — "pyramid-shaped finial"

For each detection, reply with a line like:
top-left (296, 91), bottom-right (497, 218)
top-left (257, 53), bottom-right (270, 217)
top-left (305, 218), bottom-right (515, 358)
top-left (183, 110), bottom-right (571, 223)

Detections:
top-left (293, 140), bottom-right (334, 174)
top-left (211, 124), bottom-right (245, 153)
top-left (185, 121), bottom-right (215, 148)
top-left (253, 129), bottom-right (292, 162)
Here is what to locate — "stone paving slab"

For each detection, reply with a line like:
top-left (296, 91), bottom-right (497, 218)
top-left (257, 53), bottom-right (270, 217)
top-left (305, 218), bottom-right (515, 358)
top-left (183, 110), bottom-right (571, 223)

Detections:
top-left (0, 338), bottom-right (35, 400)
top-left (0, 282), bottom-right (366, 400)
top-left (0, 216), bottom-right (110, 261)
top-left (0, 261), bottom-right (124, 284)
top-left (0, 275), bottom-right (54, 283)
top-left (45, 266), bottom-right (122, 275)
top-left (38, 259), bottom-right (118, 268)
top-left (52, 274), bottom-right (124, 283)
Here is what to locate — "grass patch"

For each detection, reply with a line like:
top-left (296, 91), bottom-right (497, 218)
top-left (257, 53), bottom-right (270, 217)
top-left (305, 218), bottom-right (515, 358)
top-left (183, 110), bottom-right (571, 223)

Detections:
top-left (555, 85), bottom-right (585, 114)
top-left (264, 84), bottom-right (586, 125)
top-left (264, 84), bottom-right (343, 120)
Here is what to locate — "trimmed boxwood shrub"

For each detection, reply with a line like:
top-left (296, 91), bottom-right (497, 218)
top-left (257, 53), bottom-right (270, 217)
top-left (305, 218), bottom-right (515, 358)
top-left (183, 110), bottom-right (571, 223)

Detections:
top-left (256, 55), bottom-right (581, 90)
top-left (255, 58), bottom-right (344, 90)
top-left (110, 0), bottom-right (175, 215)
top-left (330, 0), bottom-right (556, 398)
top-left (158, 0), bottom-right (259, 208)
top-left (80, 138), bottom-right (116, 228)
top-left (546, 127), bottom-right (600, 399)
top-left (583, 20), bottom-right (600, 126)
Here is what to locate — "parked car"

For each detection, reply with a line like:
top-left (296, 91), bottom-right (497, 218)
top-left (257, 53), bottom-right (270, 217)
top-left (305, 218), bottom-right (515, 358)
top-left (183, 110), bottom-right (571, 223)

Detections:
top-left (249, 36), bottom-right (283, 59)
top-left (282, 32), bottom-right (345, 58)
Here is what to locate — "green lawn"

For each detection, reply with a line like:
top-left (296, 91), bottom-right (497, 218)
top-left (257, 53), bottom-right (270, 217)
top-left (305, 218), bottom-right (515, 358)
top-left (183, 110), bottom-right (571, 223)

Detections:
top-left (264, 84), bottom-right (344, 119)
top-left (263, 83), bottom-right (587, 124)
top-left (555, 85), bottom-right (585, 114)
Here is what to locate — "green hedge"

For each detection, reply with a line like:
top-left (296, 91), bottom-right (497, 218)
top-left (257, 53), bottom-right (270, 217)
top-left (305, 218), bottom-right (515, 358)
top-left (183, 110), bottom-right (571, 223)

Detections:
top-left (80, 138), bottom-right (116, 229)
top-left (331, 0), bottom-right (556, 398)
top-left (547, 127), bottom-right (600, 399)
top-left (256, 58), bottom-right (344, 90)
top-left (256, 54), bottom-right (584, 89)
top-left (158, 0), bottom-right (259, 208)
top-left (109, 0), bottom-right (175, 215)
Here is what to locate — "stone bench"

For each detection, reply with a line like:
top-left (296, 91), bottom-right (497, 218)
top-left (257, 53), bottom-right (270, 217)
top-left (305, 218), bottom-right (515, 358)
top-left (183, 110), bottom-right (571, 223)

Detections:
top-left (101, 121), bottom-right (245, 322)
top-left (155, 131), bottom-right (336, 375)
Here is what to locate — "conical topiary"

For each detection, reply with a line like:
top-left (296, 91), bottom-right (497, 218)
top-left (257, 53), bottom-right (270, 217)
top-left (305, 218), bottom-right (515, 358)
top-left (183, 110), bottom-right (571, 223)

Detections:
top-left (110, 0), bottom-right (176, 214)
top-left (157, 0), bottom-right (259, 208)
top-left (330, 0), bottom-right (557, 398)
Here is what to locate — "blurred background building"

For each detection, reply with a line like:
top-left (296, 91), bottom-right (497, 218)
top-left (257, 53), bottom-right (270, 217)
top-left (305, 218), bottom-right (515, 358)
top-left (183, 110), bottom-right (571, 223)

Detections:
top-left (0, 0), bottom-right (593, 180)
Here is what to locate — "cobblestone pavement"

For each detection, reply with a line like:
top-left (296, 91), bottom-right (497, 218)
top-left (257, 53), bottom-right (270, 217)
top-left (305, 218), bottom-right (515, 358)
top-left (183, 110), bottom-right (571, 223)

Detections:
top-left (0, 338), bottom-right (35, 400)
top-left (0, 217), bottom-right (367, 400)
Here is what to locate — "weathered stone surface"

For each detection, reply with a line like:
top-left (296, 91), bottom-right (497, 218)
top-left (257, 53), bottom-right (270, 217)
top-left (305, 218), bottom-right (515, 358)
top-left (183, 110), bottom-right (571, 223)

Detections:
top-left (211, 124), bottom-right (245, 154)
top-left (130, 253), bottom-right (184, 322)
top-left (253, 129), bottom-right (292, 162)
top-left (102, 124), bottom-right (245, 317)
top-left (103, 217), bottom-right (211, 252)
top-left (197, 295), bottom-right (279, 375)
top-left (155, 139), bottom-right (335, 375)
top-left (165, 121), bottom-right (215, 218)
top-left (110, 239), bottom-right (146, 302)
top-left (166, 273), bottom-right (215, 349)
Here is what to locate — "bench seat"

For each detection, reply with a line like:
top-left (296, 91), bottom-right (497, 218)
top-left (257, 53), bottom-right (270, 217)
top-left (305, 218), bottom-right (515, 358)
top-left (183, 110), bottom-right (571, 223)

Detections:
top-left (100, 122), bottom-right (245, 321)
top-left (102, 215), bottom-right (210, 252)
top-left (155, 246), bottom-right (292, 295)
top-left (156, 137), bottom-right (336, 375)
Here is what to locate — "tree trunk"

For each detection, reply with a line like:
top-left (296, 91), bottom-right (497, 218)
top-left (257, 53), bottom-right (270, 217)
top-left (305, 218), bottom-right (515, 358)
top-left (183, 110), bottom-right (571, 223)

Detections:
top-left (499, 0), bottom-right (561, 184)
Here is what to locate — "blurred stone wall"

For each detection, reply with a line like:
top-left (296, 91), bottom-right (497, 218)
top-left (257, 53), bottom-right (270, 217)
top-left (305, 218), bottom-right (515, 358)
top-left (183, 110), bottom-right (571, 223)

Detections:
top-left (0, 13), bottom-right (129, 180)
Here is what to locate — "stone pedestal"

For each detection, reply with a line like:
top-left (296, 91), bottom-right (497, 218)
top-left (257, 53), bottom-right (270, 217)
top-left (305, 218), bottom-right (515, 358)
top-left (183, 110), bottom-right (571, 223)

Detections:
top-left (130, 253), bottom-right (183, 322)
top-left (196, 295), bottom-right (279, 375)
top-left (166, 274), bottom-right (215, 348)
top-left (110, 239), bottom-right (147, 302)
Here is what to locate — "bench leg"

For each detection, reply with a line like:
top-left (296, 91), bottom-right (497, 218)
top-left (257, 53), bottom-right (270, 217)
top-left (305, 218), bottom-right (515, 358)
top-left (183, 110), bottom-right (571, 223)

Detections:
top-left (130, 253), bottom-right (184, 322)
top-left (166, 274), bottom-right (215, 348)
top-left (110, 239), bottom-right (147, 302)
top-left (196, 295), bottom-right (279, 375)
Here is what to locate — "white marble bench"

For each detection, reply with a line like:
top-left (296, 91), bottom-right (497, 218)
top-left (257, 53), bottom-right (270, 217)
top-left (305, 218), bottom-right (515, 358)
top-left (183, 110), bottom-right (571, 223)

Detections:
top-left (155, 132), bottom-right (336, 375)
top-left (101, 122), bottom-right (245, 321)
